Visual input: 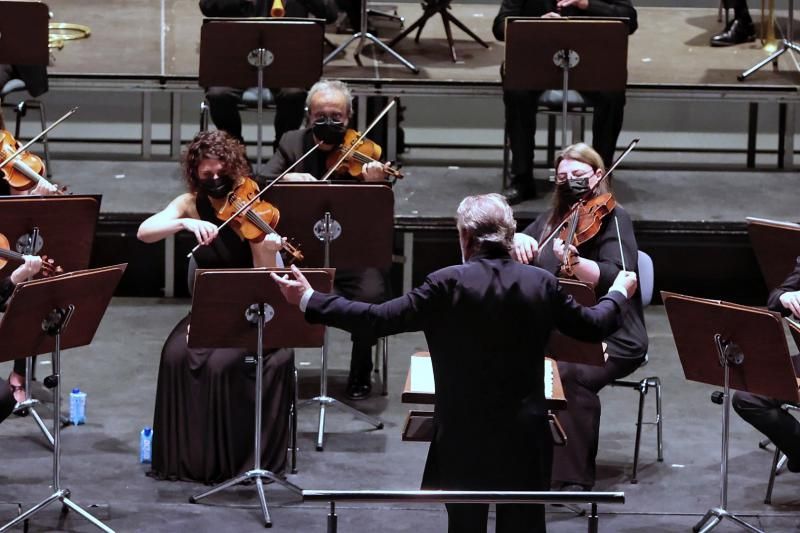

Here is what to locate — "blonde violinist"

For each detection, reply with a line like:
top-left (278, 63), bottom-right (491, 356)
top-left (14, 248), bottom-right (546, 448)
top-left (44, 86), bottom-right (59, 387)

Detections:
top-left (512, 142), bottom-right (648, 492)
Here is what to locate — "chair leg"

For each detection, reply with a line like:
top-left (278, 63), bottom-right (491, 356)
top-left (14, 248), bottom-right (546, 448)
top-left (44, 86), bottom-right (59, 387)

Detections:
top-left (654, 377), bottom-right (664, 461)
top-left (765, 447), bottom-right (782, 504)
top-left (502, 118), bottom-right (510, 190)
top-left (381, 337), bottom-right (388, 396)
top-left (14, 101), bottom-right (25, 139)
top-left (630, 379), bottom-right (647, 484)
top-left (290, 366), bottom-right (299, 474)
top-left (200, 101), bottom-right (209, 132)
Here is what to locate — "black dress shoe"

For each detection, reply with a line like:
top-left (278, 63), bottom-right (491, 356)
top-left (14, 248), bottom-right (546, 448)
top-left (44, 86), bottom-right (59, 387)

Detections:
top-left (786, 454), bottom-right (800, 473)
top-left (710, 19), bottom-right (756, 47)
top-left (502, 183), bottom-right (536, 205)
top-left (346, 381), bottom-right (372, 401)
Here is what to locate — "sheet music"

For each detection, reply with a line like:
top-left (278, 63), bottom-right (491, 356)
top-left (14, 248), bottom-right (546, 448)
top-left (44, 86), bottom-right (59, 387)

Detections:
top-left (545, 359), bottom-right (553, 399)
top-left (410, 355), bottom-right (435, 393)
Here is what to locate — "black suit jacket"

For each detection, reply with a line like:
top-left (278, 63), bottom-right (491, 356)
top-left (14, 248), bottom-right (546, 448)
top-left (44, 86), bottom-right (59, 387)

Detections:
top-left (305, 247), bottom-right (628, 490)
top-left (768, 257), bottom-right (800, 315)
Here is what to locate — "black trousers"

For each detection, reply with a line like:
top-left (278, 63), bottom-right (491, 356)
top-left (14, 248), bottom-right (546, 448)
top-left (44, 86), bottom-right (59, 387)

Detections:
top-left (503, 89), bottom-right (626, 183)
top-left (333, 267), bottom-right (388, 382)
top-left (0, 377), bottom-right (14, 424)
top-left (732, 354), bottom-right (800, 460)
top-left (205, 87), bottom-right (306, 145)
top-left (723, 0), bottom-right (751, 22)
top-left (551, 356), bottom-right (643, 488)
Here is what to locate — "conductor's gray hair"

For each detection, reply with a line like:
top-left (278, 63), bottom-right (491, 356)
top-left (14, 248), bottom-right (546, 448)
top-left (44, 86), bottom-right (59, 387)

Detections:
top-left (306, 80), bottom-right (353, 118)
top-left (456, 193), bottom-right (516, 252)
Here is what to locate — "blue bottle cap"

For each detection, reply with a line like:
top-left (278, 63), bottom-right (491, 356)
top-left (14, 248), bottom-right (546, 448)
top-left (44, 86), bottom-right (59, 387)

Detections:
top-left (143, 427), bottom-right (152, 437)
top-left (72, 388), bottom-right (80, 394)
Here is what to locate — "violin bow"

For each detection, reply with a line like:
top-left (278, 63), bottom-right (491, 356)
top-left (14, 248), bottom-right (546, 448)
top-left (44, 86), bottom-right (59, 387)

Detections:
top-left (614, 215), bottom-right (627, 271)
top-left (186, 141), bottom-right (322, 258)
top-left (320, 98), bottom-right (397, 182)
top-left (538, 138), bottom-right (640, 251)
top-left (0, 107), bottom-right (78, 171)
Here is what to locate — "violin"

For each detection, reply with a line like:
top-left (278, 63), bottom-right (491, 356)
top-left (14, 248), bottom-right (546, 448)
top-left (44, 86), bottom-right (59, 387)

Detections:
top-left (0, 231), bottom-right (63, 277)
top-left (0, 130), bottom-right (64, 194)
top-left (325, 129), bottom-right (403, 181)
top-left (208, 177), bottom-right (304, 264)
top-left (558, 192), bottom-right (617, 278)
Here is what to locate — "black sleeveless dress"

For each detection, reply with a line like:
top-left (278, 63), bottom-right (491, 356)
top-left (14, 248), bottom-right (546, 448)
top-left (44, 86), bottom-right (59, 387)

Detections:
top-left (149, 194), bottom-right (293, 483)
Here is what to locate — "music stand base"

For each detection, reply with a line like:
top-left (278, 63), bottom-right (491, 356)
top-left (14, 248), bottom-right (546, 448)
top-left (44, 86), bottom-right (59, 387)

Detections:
top-left (693, 507), bottom-right (763, 533)
top-left (324, 32), bottom-right (419, 73)
top-left (0, 489), bottom-right (113, 533)
top-left (738, 40), bottom-right (800, 81)
top-left (298, 396), bottom-right (384, 451)
top-left (13, 399), bottom-right (55, 448)
top-left (189, 470), bottom-right (302, 528)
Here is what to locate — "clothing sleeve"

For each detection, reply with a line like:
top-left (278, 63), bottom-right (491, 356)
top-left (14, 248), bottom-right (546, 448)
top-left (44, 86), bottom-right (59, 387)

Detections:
top-left (588, 208), bottom-right (638, 294)
top-left (583, 0), bottom-right (637, 34)
top-left (304, 273), bottom-right (448, 338)
top-left (0, 277), bottom-right (15, 312)
top-left (549, 276), bottom-right (627, 342)
top-left (768, 257), bottom-right (800, 315)
top-left (492, 0), bottom-right (525, 41)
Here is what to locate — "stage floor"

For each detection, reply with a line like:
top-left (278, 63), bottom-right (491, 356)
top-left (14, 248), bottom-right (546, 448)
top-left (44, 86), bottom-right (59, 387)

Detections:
top-left (46, 2), bottom-right (800, 87)
top-left (1, 301), bottom-right (800, 532)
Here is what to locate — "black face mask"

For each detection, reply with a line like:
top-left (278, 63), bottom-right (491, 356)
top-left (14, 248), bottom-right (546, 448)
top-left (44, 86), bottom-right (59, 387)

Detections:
top-left (198, 175), bottom-right (234, 199)
top-left (312, 117), bottom-right (346, 146)
top-left (556, 177), bottom-right (591, 206)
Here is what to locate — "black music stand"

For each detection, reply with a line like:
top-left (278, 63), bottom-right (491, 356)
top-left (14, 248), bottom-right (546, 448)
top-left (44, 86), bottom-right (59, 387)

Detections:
top-left (386, 0), bottom-right (489, 63)
top-left (0, 264), bottom-right (126, 533)
top-left (663, 291), bottom-right (799, 533)
top-left (263, 182), bottom-right (393, 451)
top-left (504, 18), bottom-right (628, 152)
top-left (199, 18), bottom-right (324, 175)
top-left (186, 268), bottom-right (333, 528)
top-left (0, 195), bottom-right (100, 446)
top-left (324, 0), bottom-right (418, 73)
top-left (0, 1), bottom-right (49, 67)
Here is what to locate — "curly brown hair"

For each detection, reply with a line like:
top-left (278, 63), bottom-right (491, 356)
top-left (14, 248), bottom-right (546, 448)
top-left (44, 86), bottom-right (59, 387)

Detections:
top-left (182, 130), bottom-right (251, 193)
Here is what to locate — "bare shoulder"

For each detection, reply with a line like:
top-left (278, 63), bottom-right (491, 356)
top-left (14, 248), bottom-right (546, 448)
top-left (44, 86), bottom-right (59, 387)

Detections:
top-left (173, 193), bottom-right (199, 218)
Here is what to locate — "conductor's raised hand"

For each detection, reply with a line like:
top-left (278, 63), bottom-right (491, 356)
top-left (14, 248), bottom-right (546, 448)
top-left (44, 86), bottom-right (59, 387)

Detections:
top-left (271, 264), bottom-right (312, 306)
top-left (611, 270), bottom-right (638, 299)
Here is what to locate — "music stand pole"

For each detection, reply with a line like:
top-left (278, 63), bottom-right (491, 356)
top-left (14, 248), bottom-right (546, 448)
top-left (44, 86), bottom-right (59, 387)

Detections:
top-left (299, 211), bottom-right (384, 452)
top-left (250, 49), bottom-right (272, 176)
top-left (190, 302), bottom-right (302, 527)
top-left (739, 0), bottom-right (800, 80)
top-left (554, 47), bottom-right (578, 151)
top-left (323, 0), bottom-right (419, 73)
top-left (11, 226), bottom-right (55, 447)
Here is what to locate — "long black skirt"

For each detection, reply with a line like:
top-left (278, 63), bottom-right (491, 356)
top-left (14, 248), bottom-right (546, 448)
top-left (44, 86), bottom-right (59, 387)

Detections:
top-left (149, 315), bottom-right (294, 484)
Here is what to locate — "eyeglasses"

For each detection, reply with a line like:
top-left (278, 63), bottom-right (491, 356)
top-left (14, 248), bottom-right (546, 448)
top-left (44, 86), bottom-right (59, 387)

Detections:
top-left (555, 168), bottom-right (595, 183)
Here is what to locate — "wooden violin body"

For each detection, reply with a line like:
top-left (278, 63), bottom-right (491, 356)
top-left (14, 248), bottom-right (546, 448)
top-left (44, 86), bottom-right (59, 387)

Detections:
top-left (326, 129), bottom-right (403, 180)
top-left (558, 193), bottom-right (617, 277)
top-left (208, 177), bottom-right (304, 264)
top-left (0, 130), bottom-right (65, 193)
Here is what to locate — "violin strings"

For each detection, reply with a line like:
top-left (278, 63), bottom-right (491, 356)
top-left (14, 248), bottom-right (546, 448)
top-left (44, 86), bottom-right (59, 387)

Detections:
top-left (231, 199), bottom-right (301, 257)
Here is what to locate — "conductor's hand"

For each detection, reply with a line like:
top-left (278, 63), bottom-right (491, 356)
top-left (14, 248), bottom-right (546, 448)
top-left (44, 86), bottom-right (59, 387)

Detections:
top-left (512, 232), bottom-right (539, 264)
top-left (271, 264), bottom-right (312, 306)
top-left (611, 270), bottom-right (638, 299)
top-left (182, 218), bottom-right (218, 246)
top-left (10, 255), bottom-right (43, 284)
top-left (780, 290), bottom-right (800, 319)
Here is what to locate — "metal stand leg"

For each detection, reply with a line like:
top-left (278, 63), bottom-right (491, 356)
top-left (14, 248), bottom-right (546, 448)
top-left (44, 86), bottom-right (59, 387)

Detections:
top-left (630, 381), bottom-right (647, 484)
top-left (692, 336), bottom-right (764, 533)
top-left (324, 0), bottom-right (418, 73)
top-left (764, 447), bottom-right (782, 504)
top-left (13, 357), bottom-right (55, 448)
top-left (739, 0), bottom-right (800, 80)
top-left (1, 310), bottom-right (113, 533)
top-left (190, 305), bottom-right (302, 527)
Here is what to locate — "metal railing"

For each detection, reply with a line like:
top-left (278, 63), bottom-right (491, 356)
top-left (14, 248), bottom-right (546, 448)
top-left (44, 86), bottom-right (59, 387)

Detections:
top-left (302, 489), bottom-right (625, 533)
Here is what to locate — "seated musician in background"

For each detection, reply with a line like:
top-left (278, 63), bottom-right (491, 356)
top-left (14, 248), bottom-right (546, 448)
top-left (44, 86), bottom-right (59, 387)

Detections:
top-left (264, 79), bottom-right (391, 399)
top-left (0, 63), bottom-right (48, 114)
top-left (0, 254), bottom-right (43, 423)
top-left (512, 143), bottom-right (648, 492)
top-left (200, 0), bottom-right (339, 147)
top-left (137, 130), bottom-right (295, 483)
top-left (272, 193), bottom-right (638, 533)
top-left (733, 257), bottom-right (800, 471)
top-left (711, 0), bottom-right (755, 46)
top-left (492, 0), bottom-right (637, 204)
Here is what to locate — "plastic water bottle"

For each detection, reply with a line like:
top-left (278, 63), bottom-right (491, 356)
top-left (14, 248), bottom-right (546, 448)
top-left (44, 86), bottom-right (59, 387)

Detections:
top-left (139, 427), bottom-right (153, 464)
top-left (69, 388), bottom-right (86, 425)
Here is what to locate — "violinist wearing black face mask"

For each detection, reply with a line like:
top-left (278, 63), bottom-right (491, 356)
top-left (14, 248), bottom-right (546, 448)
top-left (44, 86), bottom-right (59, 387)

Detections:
top-left (510, 143), bottom-right (648, 493)
top-left (262, 79), bottom-right (391, 185)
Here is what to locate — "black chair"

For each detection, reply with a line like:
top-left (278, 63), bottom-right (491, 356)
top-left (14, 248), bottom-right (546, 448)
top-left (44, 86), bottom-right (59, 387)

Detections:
top-left (1, 78), bottom-right (52, 177)
top-left (761, 403), bottom-right (800, 504)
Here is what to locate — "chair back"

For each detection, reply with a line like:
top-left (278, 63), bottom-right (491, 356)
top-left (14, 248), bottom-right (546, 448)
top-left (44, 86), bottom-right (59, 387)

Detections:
top-left (637, 250), bottom-right (654, 307)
